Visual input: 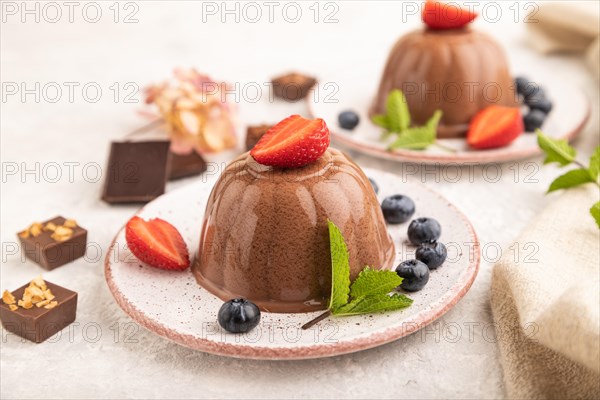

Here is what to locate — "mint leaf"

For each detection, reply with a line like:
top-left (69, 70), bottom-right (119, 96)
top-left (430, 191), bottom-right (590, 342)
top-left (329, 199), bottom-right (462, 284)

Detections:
top-left (349, 267), bottom-right (403, 298)
top-left (386, 89), bottom-right (410, 133)
top-left (589, 146), bottom-right (600, 182)
top-left (536, 130), bottom-right (576, 166)
top-left (327, 220), bottom-right (351, 311)
top-left (426, 109), bottom-right (443, 130)
top-left (547, 169), bottom-right (593, 193)
top-left (387, 110), bottom-right (442, 151)
top-left (388, 125), bottom-right (435, 150)
top-left (333, 293), bottom-right (413, 316)
top-left (591, 201), bottom-right (600, 228)
top-left (371, 114), bottom-right (389, 129)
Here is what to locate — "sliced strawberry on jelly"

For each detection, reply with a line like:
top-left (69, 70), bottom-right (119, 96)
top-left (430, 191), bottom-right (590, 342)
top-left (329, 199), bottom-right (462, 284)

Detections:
top-left (250, 114), bottom-right (330, 168)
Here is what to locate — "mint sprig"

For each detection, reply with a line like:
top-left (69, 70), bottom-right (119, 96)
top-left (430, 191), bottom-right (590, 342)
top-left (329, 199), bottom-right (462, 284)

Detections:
top-left (372, 90), bottom-right (450, 152)
top-left (302, 221), bottom-right (412, 329)
top-left (537, 130), bottom-right (600, 228)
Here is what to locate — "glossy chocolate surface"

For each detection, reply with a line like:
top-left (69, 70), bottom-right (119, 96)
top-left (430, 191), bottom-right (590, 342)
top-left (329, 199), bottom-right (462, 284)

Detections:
top-left (18, 216), bottom-right (87, 270)
top-left (371, 28), bottom-right (518, 138)
top-left (0, 281), bottom-right (77, 343)
top-left (192, 149), bottom-right (395, 313)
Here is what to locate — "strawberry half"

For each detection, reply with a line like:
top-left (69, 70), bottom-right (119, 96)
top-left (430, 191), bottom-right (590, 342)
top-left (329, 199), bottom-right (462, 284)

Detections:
top-left (250, 114), bottom-right (330, 168)
top-left (467, 106), bottom-right (524, 149)
top-left (125, 216), bottom-right (190, 271)
top-left (422, 0), bottom-right (478, 30)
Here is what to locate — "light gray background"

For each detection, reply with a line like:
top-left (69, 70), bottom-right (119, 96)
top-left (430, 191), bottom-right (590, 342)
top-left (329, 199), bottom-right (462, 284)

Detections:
top-left (1, 1), bottom-right (598, 399)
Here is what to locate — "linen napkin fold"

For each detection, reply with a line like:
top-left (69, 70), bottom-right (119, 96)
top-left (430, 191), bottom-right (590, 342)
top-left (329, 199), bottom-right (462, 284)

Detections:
top-left (526, 1), bottom-right (600, 79)
top-left (491, 185), bottom-right (600, 399)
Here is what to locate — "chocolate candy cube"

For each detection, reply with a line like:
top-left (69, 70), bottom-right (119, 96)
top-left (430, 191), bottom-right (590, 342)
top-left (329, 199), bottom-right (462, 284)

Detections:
top-left (271, 72), bottom-right (317, 102)
top-left (168, 150), bottom-right (207, 180)
top-left (0, 281), bottom-right (77, 343)
top-left (245, 124), bottom-right (272, 151)
top-left (102, 141), bottom-right (171, 203)
top-left (18, 216), bottom-right (87, 270)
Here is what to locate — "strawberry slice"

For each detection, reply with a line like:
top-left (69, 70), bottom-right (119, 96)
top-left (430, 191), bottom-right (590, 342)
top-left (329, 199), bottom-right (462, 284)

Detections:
top-left (467, 106), bottom-right (524, 149)
top-left (422, 0), bottom-right (478, 30)
top-left (250, 114), bottom-right (330, 168)
top-left (125, 216), bottom-right (190, 271)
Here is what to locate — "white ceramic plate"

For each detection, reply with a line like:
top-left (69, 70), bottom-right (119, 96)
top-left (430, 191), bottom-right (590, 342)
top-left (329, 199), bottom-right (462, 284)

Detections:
top-left (105, 168), bottom-right (479, 360)
top-left (307, 78), bottom-right (589, 164)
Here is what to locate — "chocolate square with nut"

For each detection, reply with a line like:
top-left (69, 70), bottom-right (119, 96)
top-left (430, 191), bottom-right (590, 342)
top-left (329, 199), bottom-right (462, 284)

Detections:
top-left (245, 124), bottom-right (272, 151)
top-left (0, 280), bottom-right (77, 343)
top-left (17, 216), bottom-right (87, 270)
top-left (271, 72), bottom-right (317, 102)
top-left (102, 141), bottom-right (171, 203)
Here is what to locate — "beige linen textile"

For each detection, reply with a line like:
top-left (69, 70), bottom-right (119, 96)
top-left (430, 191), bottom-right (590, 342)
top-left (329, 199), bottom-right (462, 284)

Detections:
top-left (491, 185), bottom-right (600, 399)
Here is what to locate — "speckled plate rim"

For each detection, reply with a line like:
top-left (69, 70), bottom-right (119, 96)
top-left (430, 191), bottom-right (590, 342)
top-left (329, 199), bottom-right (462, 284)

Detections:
top-left (104, 174), bottom-right (480, 360)
top-left (306, 83), bottom-right (590, 165)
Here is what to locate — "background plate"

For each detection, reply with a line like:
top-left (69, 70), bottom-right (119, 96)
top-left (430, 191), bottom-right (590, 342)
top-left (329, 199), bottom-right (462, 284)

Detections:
top-left (105, 168), bottom-right (480, 360)
top-left (308, 78), bottom-right (589, 164)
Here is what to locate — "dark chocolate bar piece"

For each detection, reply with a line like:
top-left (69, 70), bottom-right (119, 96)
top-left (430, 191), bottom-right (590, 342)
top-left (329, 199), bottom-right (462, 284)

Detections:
top-left (0, 281), bottom-right (77, 343)
top-left (18, 216), bottom-right (87, 270)
top-left (245, 124), bottom-right (272, 151)
top-left (102, 141), bottom-right (171, 203)
top-left (168, 151), bottom-right (207, 180)
top-left (271, 72), bottom-right (317, 102)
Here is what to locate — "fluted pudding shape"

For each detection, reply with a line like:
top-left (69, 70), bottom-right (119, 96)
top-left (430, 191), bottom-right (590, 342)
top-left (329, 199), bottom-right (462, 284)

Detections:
top-left (192, 148), bottom-right (395, 313)
top-left (371, 28), bottom-right (518, 138)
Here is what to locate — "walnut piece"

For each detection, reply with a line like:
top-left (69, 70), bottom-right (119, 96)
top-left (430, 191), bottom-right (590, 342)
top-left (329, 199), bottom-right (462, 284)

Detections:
top-left (51, 226), bottom-right (73, 242)
top-left (63, 219), bottom-right (78, 228)
top-left (18, 299), bottom-right (33, 309)
top-left (44, 301), bottom-right (58, 310)
top-left (2, 290), bottom-right (16, 305)
top-left (31, 276), bottom-right (47, 291)
top-left (35, 299), bottom-right (51, 308)
top-left (29, 223), bottom-right (43, 237)
top-left (44, 222), bottom-right (57, 232)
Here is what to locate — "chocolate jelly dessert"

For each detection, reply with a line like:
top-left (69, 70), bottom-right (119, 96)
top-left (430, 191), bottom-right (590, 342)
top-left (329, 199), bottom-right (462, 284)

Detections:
top-left (192, 148), bottom-right (395, 313)
top-left (371, 28), bottom-right (518, 138)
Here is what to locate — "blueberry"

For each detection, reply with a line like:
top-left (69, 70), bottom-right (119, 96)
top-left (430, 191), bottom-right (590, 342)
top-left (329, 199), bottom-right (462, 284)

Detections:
top-left (527, 97), bottom-right (553, 114)
top-left (407, 217), bottom-right (441, 245)
top-left (416, 242), bottom-right (447, 270)
top-left (395, 260), bottom-right (430, 292)
top-left (369, 177), bottom-right (379, 194)
top-left (218, 298), bottom-right (261, 333)
top-left (515, 76), bottom-right (529, 95)
top-left (338, 111), bottom-right (360, 130)
top-left (522, 83), bottom-right (546, 102)
top-left (381, 195), bottom-right (415, 224)
top-left (523, 109), bottom-right (547, 132)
